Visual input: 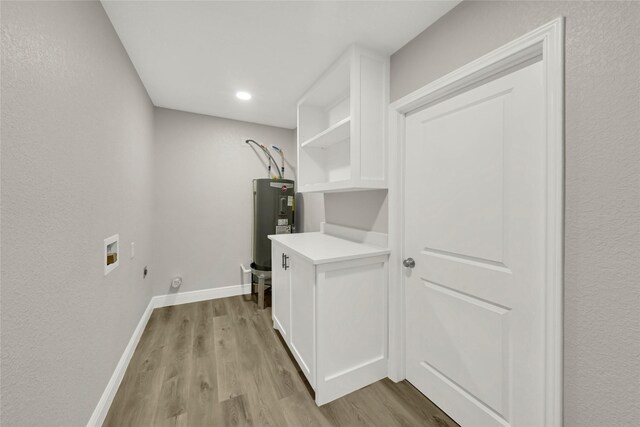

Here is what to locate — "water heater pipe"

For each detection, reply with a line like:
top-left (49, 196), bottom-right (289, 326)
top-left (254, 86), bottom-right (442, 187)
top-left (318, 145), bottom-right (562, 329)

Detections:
top-left (272, 145), bottom-right (285, 177)
top-left (261, 145), bottom-right (282, 179)
top-left (245, 139), bottom-right (282, 178)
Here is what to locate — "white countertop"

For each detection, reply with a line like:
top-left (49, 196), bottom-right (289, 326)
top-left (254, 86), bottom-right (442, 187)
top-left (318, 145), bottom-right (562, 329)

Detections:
top-left (268, 232), bottom-right (390, 265)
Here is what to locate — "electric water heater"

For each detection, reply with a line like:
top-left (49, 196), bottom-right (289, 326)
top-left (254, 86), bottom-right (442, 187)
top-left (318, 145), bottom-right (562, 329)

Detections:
top-left (251, 179), bottom-right (295, 271)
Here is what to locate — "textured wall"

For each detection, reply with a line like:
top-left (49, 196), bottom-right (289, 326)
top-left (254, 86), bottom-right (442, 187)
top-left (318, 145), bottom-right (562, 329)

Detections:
top-left (391, 1), bottom-right (640, 425)
top-left (0, 1), bottom-right (155, 426)
top-left (152, 108), bottom-right (324, 295)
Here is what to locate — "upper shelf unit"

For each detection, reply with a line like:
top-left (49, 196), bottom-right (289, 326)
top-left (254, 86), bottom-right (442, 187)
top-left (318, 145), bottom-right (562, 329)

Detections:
top-left (297, 45), bottom-right (389, 193)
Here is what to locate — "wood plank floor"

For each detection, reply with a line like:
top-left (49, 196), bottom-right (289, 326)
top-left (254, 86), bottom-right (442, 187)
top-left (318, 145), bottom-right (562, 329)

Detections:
top-left (104, 296), bottom-right (457, 427)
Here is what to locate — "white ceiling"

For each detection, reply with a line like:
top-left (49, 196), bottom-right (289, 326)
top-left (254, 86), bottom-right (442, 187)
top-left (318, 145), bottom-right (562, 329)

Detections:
top-left (102, 1), bottom-right (460, 129)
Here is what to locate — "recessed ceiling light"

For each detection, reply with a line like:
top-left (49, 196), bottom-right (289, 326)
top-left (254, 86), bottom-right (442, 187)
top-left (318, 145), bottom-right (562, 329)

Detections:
top-left (236, 91), bottom-right (252, 100)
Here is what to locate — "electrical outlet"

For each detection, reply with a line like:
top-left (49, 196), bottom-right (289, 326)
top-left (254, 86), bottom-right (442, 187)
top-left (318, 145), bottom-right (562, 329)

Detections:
top-left (130, 242), bottom-right (135, 259)
top-left (171, 276), bottom-right (182, 288)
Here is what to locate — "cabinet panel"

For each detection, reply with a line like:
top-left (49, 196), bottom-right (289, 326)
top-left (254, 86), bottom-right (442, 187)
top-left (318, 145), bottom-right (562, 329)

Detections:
top-left (271, 243), bottom-right (290, 341)
top-left (317, 261), bottom-right (386, 377)
top-left (315, 256), bottom-right (388, 405)
top-left (289, 254), bottom-right (316, 387)
top-left (359, 53), bottom-right (387, 181)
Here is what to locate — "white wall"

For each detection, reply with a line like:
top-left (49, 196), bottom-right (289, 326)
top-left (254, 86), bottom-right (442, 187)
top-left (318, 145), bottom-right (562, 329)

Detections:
top-left (324, 190), bottom-right (387, 232)
top-left (152, 108), bottom-right (324, 295)
top-left (1, 2), bottom-right (155, 425)
top-left (391, 2), bottom-right (640, 425)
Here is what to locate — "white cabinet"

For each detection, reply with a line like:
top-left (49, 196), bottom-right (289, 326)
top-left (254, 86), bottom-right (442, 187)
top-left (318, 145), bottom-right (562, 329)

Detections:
top-left (269, 228), bottom-right (390, 405)
top-left (297, 45), bottom-right (389, 193)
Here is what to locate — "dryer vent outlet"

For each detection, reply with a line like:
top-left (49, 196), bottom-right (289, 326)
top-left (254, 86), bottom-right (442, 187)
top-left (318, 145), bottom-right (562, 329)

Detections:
top-left (171, 276), bottom-right (183, 289)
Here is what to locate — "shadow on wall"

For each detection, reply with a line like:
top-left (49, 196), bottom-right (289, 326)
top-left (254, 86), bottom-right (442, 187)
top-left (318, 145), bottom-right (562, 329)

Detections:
top-left (324, 189), bottom-right (388, 233)
top-left (295, 192), bottom-right (325, 233)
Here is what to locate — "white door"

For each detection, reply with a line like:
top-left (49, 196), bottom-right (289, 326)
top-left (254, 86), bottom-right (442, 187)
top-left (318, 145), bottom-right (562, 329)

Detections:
top-left (404, 61), bottom-right (546, 427)
top-left (271, 243), bottom-right (290, 341)
top-left (288, 254), bottom-right (316, 388)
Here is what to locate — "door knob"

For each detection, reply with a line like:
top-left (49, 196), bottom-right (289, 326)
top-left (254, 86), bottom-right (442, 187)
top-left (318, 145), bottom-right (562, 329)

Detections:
top-left (403, 258), bottom-right (415, 268)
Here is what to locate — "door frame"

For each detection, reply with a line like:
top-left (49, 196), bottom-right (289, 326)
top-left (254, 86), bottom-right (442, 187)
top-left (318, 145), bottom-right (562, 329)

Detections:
top-left (387, 18), bottom-right (565, 426)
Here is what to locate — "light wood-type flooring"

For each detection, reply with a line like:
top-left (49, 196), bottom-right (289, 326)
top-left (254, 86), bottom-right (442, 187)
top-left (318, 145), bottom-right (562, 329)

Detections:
top-left (103, 295), bottom-right (457, 427)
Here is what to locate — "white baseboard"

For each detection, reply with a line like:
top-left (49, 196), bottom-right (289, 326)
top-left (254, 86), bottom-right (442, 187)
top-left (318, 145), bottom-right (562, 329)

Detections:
top-left (152, 283), bottom-right (252, 308)
top-left (240, 263), bottom-right (252, 287)
top-left (87, 283), bottom-right (252, 426)
top-left (87, 298), bottom-right (155, 427)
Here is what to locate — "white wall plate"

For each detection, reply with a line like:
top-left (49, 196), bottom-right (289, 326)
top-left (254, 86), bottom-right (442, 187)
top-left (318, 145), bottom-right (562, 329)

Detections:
top-left (104, 234), bottom-right (120, 276)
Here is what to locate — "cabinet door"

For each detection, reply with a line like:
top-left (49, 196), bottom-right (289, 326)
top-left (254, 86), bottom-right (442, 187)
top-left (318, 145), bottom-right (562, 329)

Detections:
top-left (271, 243), bottom-right (290, 341)
top-left (271, 244), bottom-right (291, 343)
top-left (289, 254), bottom-right (316, 388)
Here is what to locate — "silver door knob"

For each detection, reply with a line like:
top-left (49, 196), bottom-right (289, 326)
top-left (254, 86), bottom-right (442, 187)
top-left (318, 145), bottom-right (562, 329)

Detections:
top-left (403, 258), bottom-right (415, 268)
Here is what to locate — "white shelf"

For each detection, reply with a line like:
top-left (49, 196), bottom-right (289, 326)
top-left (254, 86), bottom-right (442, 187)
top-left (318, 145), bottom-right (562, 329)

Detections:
top-left (297, 179), bottom-right (387, 193)
top-left (301, 117), bottom-right (351, 149)
top-left (297, 45), bottom-right (389, 193)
